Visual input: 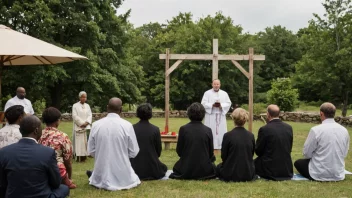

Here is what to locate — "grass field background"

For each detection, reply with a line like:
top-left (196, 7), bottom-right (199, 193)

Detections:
top-left (57, 118), bottom-right (352, 198)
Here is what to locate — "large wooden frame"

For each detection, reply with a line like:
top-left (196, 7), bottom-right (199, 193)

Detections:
top-left (159, 39), bottom-right (265, 132)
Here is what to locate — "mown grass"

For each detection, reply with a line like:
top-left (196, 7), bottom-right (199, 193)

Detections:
top-left (58, 118), bottom-right (352, 198)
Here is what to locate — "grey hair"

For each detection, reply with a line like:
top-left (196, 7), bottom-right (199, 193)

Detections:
top-left (79, 91), bottom-right (87, 98)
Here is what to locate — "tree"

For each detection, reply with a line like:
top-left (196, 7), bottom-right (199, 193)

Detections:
top-left (257, 26), bottom-right (302, 92)
top-left (294, 0), bottom-right (352, 116)
top-left (0, 0), bottom-right (145, 112)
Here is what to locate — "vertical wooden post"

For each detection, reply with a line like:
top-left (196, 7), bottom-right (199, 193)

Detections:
top-left (212, 39), bottom-right (218, 80)
top-left (165, 49), bottom-right (170, 133)
top-left (248, 48), bottom-right (254, 132)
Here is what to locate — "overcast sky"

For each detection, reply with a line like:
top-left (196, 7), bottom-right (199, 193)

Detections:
top-left (116, 0), bottom-right (326, 33)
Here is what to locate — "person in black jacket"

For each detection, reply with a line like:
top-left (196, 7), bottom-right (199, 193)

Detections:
top-left (0, 115), bottom-right (69, 198)
top-left (254, 104), bottom-right (293, 181)
top-left (169, 102), bottom-right (216, 180)
top-left (217, 108), bottom-right (256, 182)
top-left (130, 103), bottom-right (167, 180)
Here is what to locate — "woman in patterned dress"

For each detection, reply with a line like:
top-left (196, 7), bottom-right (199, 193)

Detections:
top-left (72, 91), bottom-right (92, 162)
top-left (39, 107), bottom-right (77, 189)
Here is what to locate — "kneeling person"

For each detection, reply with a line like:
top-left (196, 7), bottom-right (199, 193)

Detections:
top-left (217, 108), bottom-right (256, 182)
top-left (169, 102), bottom-right (216, 180)
top-left (87, 98), bottom-right (140, 190)
top-left (295, 102), bottom-right (350, 181)
top-left (130, 103), bottom-right (167, 180)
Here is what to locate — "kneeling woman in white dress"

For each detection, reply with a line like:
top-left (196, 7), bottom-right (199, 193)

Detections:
top-left (72, 91), bottom-right (92, 162)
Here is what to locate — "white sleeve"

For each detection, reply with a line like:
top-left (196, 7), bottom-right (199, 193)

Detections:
top-left (28, 100), bottom-right (34, 115)
top-left (4, 99), bottom-right (13, 111)
top-left (201, 91), bottom-right (213, 114)
top-left (303, 128), bottom-right (317, 158)
top-left (72, 104), bottom-right (85, 127)
top-left (87, 124), bottom-right (96, 157)
top-left (220, 92), bottom-right (232, 116)
top-left (86, 104), bottom-right (93, 124)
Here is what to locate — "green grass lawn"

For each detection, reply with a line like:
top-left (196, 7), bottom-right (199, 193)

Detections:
top-left (58, 118), bottom-right (352, 198)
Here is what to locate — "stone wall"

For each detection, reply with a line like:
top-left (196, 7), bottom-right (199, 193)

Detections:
top-left (57, 111), bottom-right (352, 126)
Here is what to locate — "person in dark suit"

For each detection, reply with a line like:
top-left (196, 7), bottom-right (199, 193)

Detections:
top-left (254, 104), bottom-right (293, 181)
top-left (130, 103), bottom-right (167, 180)
top-left (0, 115), bottom-right (69, 198)
top-left (169, 102), bottom-right (216, 180)
top-left (217, 108), bottom-right (256, 182)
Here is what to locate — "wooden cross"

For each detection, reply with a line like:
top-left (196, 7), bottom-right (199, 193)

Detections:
top-left (160, 39), bottom-right (265, 133)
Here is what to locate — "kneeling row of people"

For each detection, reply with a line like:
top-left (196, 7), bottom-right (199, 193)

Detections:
top-left (131, 102), bottom-right (349, 183)
top-left (0, 100), bottom-right (348, 196)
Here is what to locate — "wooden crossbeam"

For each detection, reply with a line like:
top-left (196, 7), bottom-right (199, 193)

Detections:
top-left (166, 59), bottom-right (183, 77)
top-left (159, 54), bottom-right (265, 61)
top-left (231, 60), bottom-right (250, 79)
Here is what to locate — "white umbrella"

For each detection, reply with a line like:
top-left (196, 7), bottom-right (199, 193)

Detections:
top-left (0, 24), bottom-right (88, 98)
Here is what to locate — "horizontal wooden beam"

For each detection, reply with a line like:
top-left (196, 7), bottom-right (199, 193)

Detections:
top-left (159, 54), bottom-right (265, 61)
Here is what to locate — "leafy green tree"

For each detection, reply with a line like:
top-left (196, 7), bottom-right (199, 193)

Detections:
top-left (294, 0), bottom-right (352, 116)
top-left (257, 26), bottom-right (302, 92)
top-left (0, 0), bottom-right (145, 112)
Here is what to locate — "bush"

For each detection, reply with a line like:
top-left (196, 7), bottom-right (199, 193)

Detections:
top-left (33, 98), bottom-right (46, 115)
top-left (267, 78), bottom-right (299, 112)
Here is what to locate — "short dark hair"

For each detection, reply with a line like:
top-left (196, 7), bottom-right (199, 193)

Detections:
top-left (267, 105), bottom-right (280, 117)
top-left (187, 102), bottom-right (205, 121)
top-left (136, 103), bottom-right (152, 120)
top-left (20, 115), bottom-right (41, 137)
top-left (320, 102), bottom-right (336, 118)
top-left (5, 105), bottom-right (24, 124)
top-left (42, 107), bottom-right (61, 125)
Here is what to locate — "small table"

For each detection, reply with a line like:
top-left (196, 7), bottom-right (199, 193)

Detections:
top-left (161, 135), bottom-right (178, 150)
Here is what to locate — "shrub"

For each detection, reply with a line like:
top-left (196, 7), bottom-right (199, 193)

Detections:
top-left (267, 78), bottom-right (299, 112)
top-left (33, 98), bottom-right (46, 115)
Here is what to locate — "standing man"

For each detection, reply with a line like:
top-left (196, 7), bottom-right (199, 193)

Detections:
top-left (4, 87), bottom-right (34, 115)
top-left (87, 98), bottom-right (141, 191)
top-left (201, 79), bottom-right (231, 150)
top-left (295, 102), bottom-right (350, 181)
top-left (255, 104), bottom-right (293, 181)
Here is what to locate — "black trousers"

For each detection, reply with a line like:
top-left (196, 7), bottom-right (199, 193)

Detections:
top-left (294, 159), bottom-right (315, 180)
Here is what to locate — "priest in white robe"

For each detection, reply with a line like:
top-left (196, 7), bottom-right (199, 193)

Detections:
top-left (201, 79), bottom-right (232, 150)
top-left (87, 98), bottom-right (141, 191)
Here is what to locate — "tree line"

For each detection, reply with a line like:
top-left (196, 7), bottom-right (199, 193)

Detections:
top-left (0, 0), bottom-right (351, 116)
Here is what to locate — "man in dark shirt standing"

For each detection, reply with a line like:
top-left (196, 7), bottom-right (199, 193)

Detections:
top-left (255, 104), bottom-right (293, 181)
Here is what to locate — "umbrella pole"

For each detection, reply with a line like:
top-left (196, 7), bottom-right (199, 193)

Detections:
top-left (0, 61), bottom-right (2, 101)
top-left (0, 61), bottom-right (2, 111)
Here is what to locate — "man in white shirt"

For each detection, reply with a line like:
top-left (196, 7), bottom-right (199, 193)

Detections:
top-left (294, 102), bottom-right (350, 181)
top-left (201, 79), bottom-right (231, 150)
top-left (87, 98), bottom-right (140, 191)
top-left (4, 87), bottom-right (34, 115)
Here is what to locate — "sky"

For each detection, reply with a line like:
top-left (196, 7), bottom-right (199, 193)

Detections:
top-left (116, 0), bottom-right (326, 33)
